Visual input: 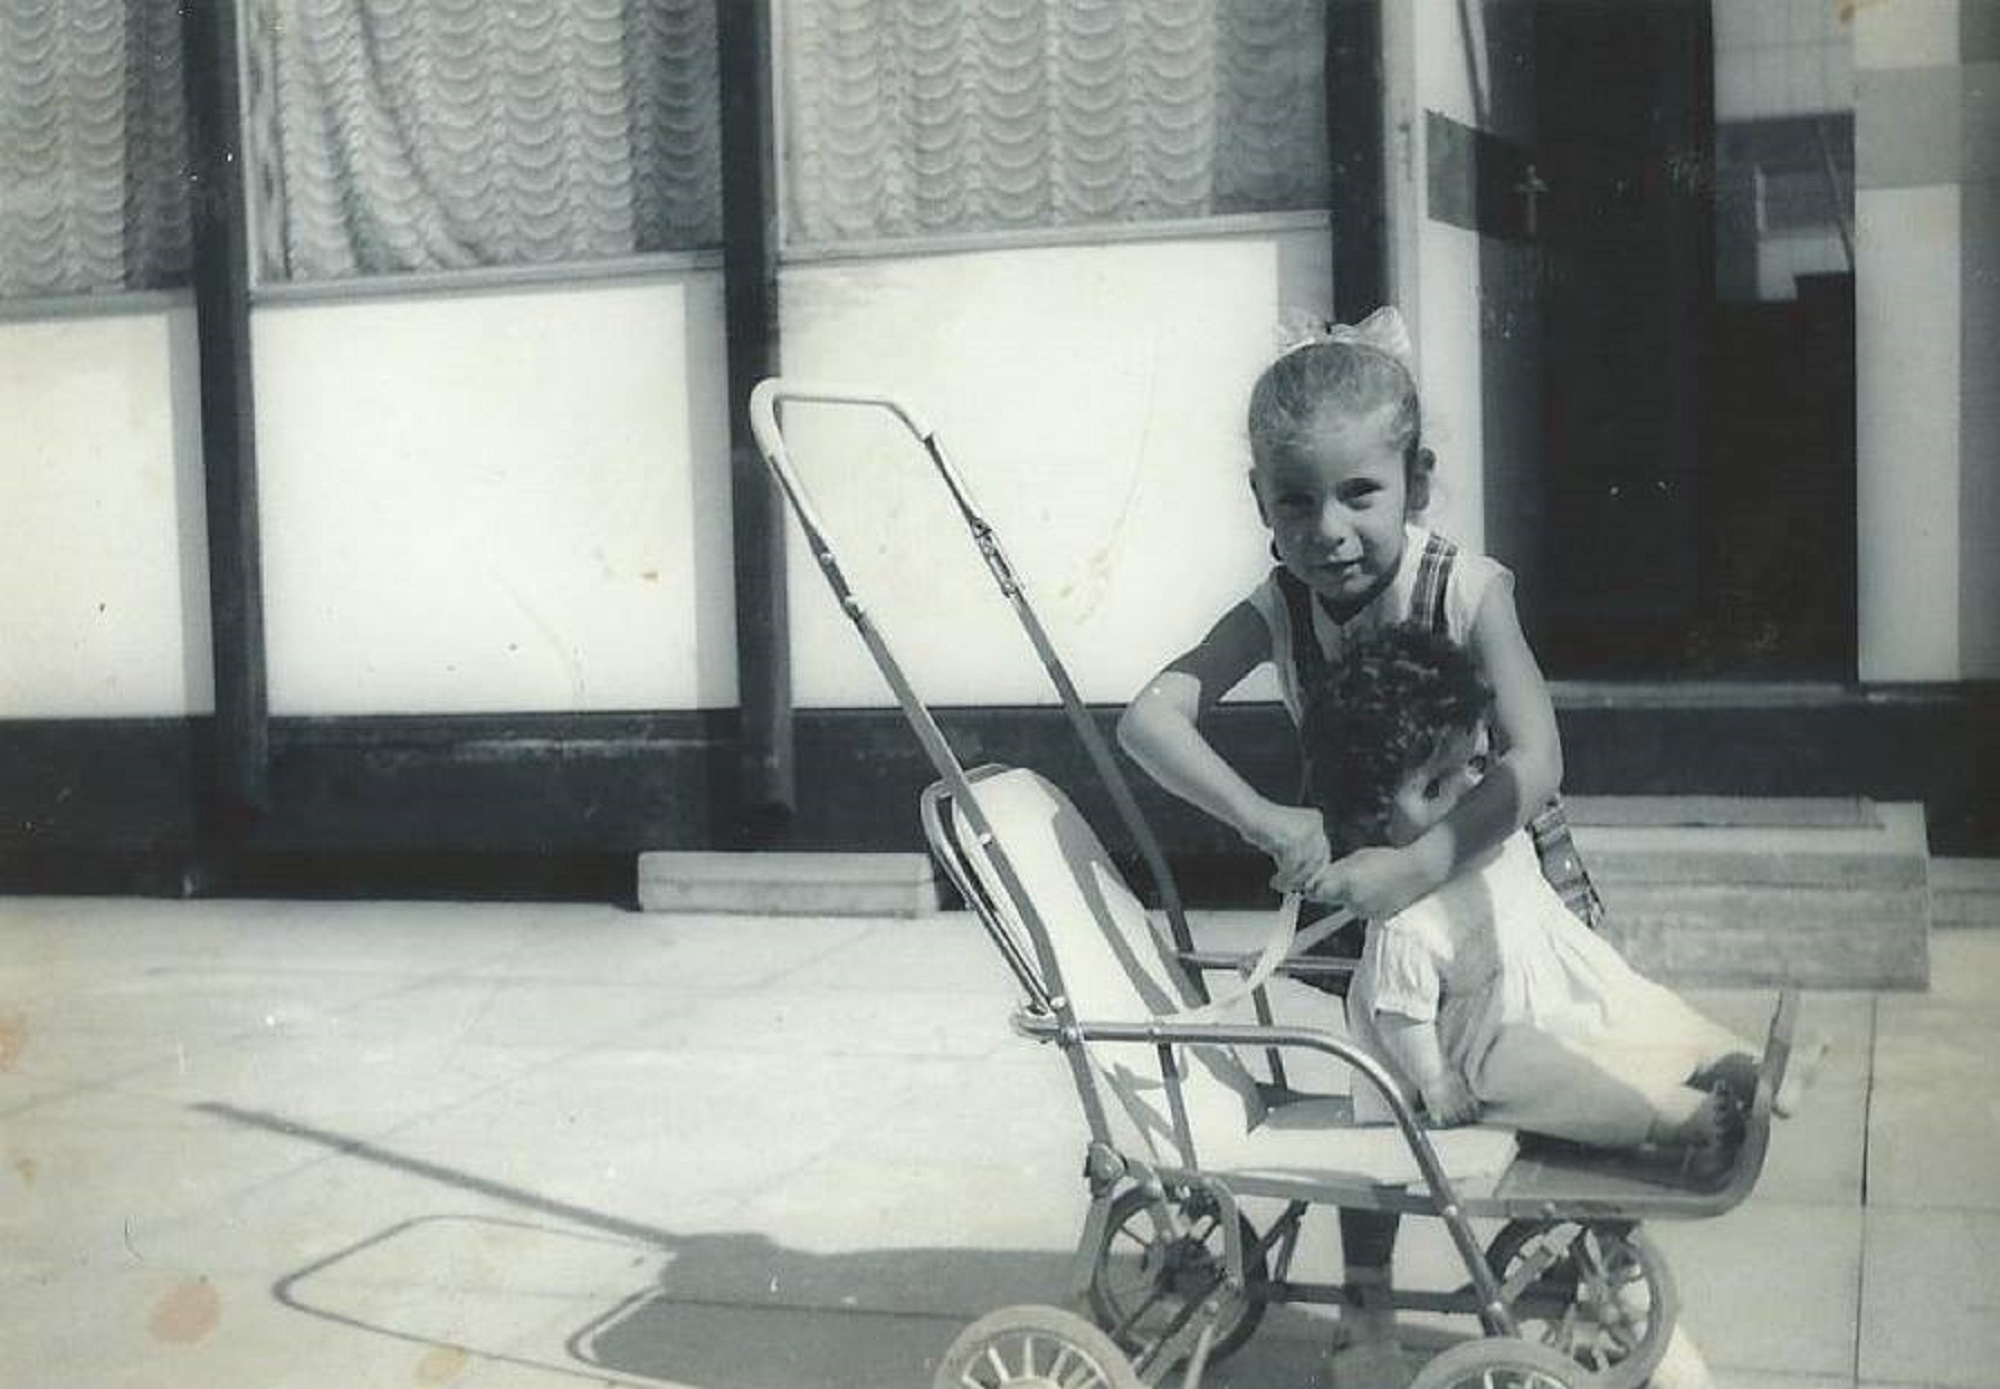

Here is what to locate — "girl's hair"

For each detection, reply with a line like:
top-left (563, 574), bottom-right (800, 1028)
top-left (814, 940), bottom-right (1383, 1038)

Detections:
top-left (1301, 623), bottom-right (1488, 850)
top-left (1247, 337), bottom-right (1423, 474)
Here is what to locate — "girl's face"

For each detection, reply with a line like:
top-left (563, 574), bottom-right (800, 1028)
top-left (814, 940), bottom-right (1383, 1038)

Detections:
top-left (1385, 723), bottom-right (1490, 846)
top-left (1252, 405), bottom-right (1431, 614)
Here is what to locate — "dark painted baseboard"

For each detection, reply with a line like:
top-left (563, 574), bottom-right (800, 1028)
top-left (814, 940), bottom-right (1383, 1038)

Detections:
top-left (1, 685), bottom-right (1994, 901)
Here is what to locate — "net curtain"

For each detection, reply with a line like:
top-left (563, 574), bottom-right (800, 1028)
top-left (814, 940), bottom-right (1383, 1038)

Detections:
top-left (248, 0), bottom-right (724, 282)
top-left (0, 0), bottom-right (191, 298)
top-left (780, 0), bottom-right (1328, 245)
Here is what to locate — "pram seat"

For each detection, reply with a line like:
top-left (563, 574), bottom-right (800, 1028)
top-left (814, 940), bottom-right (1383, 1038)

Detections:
top-left (927, 764), bottom-right (1519, 1191)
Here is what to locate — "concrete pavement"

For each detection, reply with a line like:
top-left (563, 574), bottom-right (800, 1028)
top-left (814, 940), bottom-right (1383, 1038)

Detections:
top-left (3, 893), bottom-right (1996, 1388)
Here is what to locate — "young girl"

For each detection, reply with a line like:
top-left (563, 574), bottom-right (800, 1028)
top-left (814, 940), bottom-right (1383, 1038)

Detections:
top-left (1116, 307), bottom-right (1580, 1382)
top-left (1117, 307), bottom-right (1589, 954)
top-left (1303, 622), bottom-right (1775, 1165)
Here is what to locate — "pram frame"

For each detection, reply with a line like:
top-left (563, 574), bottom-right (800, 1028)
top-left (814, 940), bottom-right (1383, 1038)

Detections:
top-left (748, 378), bottom-right (1797, 1388)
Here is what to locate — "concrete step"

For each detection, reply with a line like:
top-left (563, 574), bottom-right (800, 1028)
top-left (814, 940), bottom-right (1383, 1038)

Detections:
top-left (1564, 794), bottom-right (1880, 831)
top-left (636, 799), bottom-right (1932, 989)
top-left (638, 850), bottom-right (940, 916)
top-left (1571, 801), bottom-right (1925, 888)
top-left (1932, 857), bottom-right (2000, 928)
top-left (1575, 802), bottom-right (1929, 989)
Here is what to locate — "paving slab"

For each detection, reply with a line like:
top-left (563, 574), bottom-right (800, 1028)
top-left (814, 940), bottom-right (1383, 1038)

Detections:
top-left (1648, 1203), bottom-right (1864, 1378)
top-left (475, 913), bottom-right (890, 991)
top-left (615, 984), bottom-right (1018, 1061)
top-left (1859, 1209), bottom-right (2000, 1389)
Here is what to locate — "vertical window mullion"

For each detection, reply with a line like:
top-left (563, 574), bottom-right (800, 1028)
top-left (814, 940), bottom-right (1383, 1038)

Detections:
top-left (720, 0), bottom-right (792, 841)
top-left (183, 0), bottom-right (271, 818)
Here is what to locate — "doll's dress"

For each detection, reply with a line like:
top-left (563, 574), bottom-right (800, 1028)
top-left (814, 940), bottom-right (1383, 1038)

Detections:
top-left (1348, 832), bottom-right (1747, 1147)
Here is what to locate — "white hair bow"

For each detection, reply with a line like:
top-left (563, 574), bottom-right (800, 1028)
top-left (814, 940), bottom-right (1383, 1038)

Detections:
top-left (1274, 305), bottom-right (1414, 369)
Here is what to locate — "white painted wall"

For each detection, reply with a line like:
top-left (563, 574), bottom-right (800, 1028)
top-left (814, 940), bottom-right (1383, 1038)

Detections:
top-left (1853, 0), bottom-right (1965, 681)
top-left (1403, 0), bottom-right (1507, 556)
top-left (0, 231), bottom-right (1326, 722)
top-left (251, 274), bottom-right (737, 715)
top-left (1855, 184), bottom-right (1961, 682)
top-left (778, 226), bottom-right (1332, 706)
top-left (1409, 224), bottom-right (1487, 551)
top-left (0, 306), bottom-right (212, 717)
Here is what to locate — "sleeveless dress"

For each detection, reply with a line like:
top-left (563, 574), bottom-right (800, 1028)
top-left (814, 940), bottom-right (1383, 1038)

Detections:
top-left (1347, 833), bottom-right (1749, 1144)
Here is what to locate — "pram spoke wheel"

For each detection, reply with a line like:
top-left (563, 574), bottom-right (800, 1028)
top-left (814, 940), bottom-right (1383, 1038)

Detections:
top-left (1084, 1187), bottom-right (1268, 1367)
top-left (1484, 1220), bottom-right (1678, 1389)
top-left (1409, 1337), bottom-right (1587, 1389)
top-left (934, 1305), bottom-right (1143, 1389)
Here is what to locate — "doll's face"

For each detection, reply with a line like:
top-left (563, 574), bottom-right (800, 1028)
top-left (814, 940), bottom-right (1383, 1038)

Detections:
top-left (1384, 723), bottom-right (1490, 846)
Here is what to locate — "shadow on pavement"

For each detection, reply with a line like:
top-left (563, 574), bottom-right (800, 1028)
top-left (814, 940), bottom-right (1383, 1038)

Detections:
top-left (199, 1102), bottom-right (1335, 1388)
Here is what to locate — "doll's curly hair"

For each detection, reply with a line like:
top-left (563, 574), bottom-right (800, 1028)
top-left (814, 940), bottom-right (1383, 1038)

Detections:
top-left (1301, 623), bottom-right (1490, 851)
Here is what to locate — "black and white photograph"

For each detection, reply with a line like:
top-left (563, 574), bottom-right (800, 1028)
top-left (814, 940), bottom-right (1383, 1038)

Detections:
top-left (2, 1), bottom-right (1995, 1385)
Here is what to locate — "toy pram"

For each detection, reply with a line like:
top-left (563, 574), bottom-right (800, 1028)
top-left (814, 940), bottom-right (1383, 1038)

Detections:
top-left (748, 381), bottom-right (1800, 1389)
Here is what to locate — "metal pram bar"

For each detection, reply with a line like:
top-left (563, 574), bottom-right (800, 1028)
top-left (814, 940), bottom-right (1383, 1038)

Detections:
top-left (746, 378), bottom-right (1201, 973)
top-left (1011, 1010), bottom-right (1522, 1336)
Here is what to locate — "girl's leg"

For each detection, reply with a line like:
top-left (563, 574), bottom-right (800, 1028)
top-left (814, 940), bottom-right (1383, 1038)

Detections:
top-left (1340, 1208), bottom-right (1400, 1270)
top-left (1331, 1210), bottom-right (1409, 1386)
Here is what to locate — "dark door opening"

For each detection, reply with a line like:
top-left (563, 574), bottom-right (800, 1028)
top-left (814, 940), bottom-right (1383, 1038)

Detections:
top-left (1527, 0), bottom-right (1856, 679)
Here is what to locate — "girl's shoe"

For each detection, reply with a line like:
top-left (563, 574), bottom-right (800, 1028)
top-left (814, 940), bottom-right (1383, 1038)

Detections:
top-left (1327, 1270), bottom-right (1412, 1389)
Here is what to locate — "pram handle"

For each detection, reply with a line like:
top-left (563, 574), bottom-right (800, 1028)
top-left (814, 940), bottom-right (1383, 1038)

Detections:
top-left (750, 379), bottom-right (936, 452)
top-left (748, 375), bottom-right (1203, 986)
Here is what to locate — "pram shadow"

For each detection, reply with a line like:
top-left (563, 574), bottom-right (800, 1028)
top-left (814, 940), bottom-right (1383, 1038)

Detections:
top-left (568, 1235), bottom-right (1336, 1389)
top-left (201, 1102), bottom-right (1338, 1389)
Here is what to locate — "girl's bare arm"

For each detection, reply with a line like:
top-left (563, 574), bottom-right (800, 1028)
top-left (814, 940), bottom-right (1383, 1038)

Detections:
top-left (1117, 602), bottom-right (1328, 881)
top-left (1413, 580), bottom-right (1562, 866)
top-left (1305, 582), bottom-right (1561, 915)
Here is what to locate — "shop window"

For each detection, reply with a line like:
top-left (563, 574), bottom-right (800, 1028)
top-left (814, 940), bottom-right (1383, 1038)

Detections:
top-left (778, 0), bottom-right (1328, 250)
top-left (245, 0), bottom-right (723, 284)
top-left (0, 0), bottom-right (192, 299)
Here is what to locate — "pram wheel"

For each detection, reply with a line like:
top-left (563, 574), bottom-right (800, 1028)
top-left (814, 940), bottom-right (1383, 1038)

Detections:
top-left (1084, 1186), bottom-right (1268, 1366)
top-left (934, 1304), bottom-right (1143, 1389)
top-left (1484, 1219), bottom-right (1678, 1389)
top-left (1409, 1337), bottom-right (1586, 1389)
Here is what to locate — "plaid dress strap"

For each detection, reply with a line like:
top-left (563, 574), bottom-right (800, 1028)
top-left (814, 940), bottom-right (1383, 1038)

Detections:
top-left (1272, 566), bottom-right (1327, 692)
top-left (1410, 536), bottom-right (1606, 931)
top-left (1409, 531), bottom-right (1456, 636)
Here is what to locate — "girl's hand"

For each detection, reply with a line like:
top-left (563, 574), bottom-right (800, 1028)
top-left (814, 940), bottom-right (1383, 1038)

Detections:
top-left (1298, 846), bottom-right (1431, 921)
top-left (1420, 1073), bottom-right (1480, 1127)
top-left (1243, 803), bottom-right (1331, 889)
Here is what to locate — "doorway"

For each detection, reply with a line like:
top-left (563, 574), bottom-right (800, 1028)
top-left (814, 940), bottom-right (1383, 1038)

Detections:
top-left (1471, 0), bottom-right (1858, 678)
